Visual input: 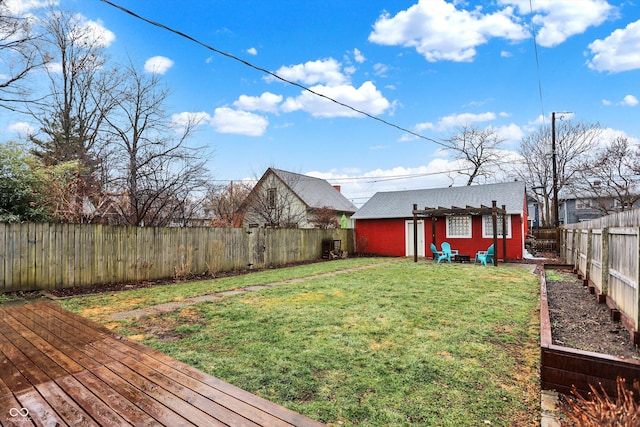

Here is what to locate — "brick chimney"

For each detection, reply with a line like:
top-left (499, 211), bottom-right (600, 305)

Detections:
top-left (333, 185), bottom-right (341, 192)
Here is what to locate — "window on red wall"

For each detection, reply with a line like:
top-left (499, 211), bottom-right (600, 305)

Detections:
top-left (446, 216), bottom-right (472, 238)
top-left (482, 214), bottom-right (511, 238)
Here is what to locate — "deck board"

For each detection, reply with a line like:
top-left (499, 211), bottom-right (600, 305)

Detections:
top-left (0, 302), bottom-right (325, 427)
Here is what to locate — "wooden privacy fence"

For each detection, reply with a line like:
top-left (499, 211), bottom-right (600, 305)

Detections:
top-left (0, 223), bottom-right (354, 293)
top-left (562, 209), bottom-right (640, 343)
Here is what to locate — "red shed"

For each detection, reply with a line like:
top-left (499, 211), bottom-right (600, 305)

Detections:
top-left (352, 182), bottom-right (528, 261)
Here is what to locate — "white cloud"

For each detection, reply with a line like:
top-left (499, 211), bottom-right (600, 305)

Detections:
top-left (4, 0), bottom-right (57, 15)
top-left (528, 112), bottom-right (575, 127)
top-left (369, 0), bottom-right (528, 62)
top-left (373, 63), bottom-right (389, 77)
top-left (247, 47), bottom-right (258, 55)
top-left (281, 81), bottom-right (391, 118)
top-left (588, 20), bottom-right (640, 73)
top-left (144, 56), bottom-right (174, 74)
top-left (343, 65), bottom-right (356, 76)
top-left (492, 123), bottom-right (524, 144)
top-left (233, 92), bottom-right (283, 113)
top-left (76, 17), bottom-right (116, 48)
top-left (308, 162), bottom-right (474, 205)
top-left (504, 0), bottom-right (614, 47)
top-left (353, 48), bottom-right (366, 63)
top-left (44, 61), bottom-right (63, 74)
top-left (8, 121), bottom-right (34, 135)
top-left (416, 112), bottom-right (498, 131)
top-left (171, 111), bottom-right (211, 130)
top-left (268, 58), bottom-right (348, 86)
top-left (210, 107), bottom-right (268, 136)
top-left (605, 95), bottom-right (640, 108)
top-left (622, 95), bottom-right (639, 107)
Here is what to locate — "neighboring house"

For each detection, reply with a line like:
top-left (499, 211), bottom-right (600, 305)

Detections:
top-left (559, 191), bottom-right (640, 225)
top-left (352, 181), bottom-right (528, 260)
top-left (238, 168), bottom-right (357, 228)
top-left (527, 194), bottom-right (541, 228)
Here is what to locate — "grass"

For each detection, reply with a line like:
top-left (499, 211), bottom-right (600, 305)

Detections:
top-left (545, 268), bottom-right (580, 285)
top-left (0, 294), bottom-right (24, 304)
top-left (58, 258), bottom-right (541, 426)
top-left (57, 257), bottom-right (391, 322)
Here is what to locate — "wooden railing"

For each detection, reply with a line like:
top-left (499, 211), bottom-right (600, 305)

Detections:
top-left (0, 223), bottom-right (354, 292)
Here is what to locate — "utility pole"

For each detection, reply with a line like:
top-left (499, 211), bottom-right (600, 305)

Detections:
top-left (552, 112), bottom-right (559, 233)
top-left (551, 111), bottom-right (572, 255)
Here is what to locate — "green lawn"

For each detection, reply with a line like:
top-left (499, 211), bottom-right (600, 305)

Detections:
top-left (58, 258), bottom-right (541, 426)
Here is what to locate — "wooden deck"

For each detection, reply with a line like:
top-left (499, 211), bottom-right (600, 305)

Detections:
top-left (0, 301), bottom-right (325, 426)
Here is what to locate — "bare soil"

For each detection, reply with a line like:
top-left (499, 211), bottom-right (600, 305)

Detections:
top-left (545, 268), bottom-right (640, 360)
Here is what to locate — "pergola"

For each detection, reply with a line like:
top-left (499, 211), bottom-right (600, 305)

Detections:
top-left (411, 200), bottom-right (507, 266)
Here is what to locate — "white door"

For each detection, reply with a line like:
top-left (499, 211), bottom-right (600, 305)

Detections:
top-left (406, 220), bottom-right (425, 257)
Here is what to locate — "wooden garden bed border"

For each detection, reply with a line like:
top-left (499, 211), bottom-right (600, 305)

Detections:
top-left (540, 263), bottom-right (640, 399)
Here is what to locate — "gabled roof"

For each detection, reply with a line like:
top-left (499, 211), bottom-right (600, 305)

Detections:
top-left (352, 181), bottom-right (526, 219)
top-left (269, 168), bottom-right (358, 213)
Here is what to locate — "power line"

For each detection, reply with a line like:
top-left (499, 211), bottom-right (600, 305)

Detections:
top-left (529, 0), bottom-right (546, 124)
top-left (99, 0), bottom-right (446, 147)
top-left (208, 166), bottom-right (476, 185)
top-left (329, 167), bottom-right (474, 183)
top-left (209, 156), bottom-right (529, 185)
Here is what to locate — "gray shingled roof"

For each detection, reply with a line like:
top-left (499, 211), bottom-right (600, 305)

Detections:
top-left (272, 169), bottom-right (358, 213)
top-left (352, 181), bottom-right (526, 219)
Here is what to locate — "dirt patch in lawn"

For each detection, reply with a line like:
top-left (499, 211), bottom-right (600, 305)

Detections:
top-left (126, 307), bottom-right (207, 343)
top-left (42, 260), bottom-right (326, 298)
top-left (545, 269), bottom-right (640, 360)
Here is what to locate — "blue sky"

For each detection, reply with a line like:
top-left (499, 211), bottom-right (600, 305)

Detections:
top-left (3, 0), bottom-right (640, 206)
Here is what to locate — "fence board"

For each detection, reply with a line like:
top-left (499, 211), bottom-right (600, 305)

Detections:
top-left (0, 223), bottom-right (353, 292)
top-left (0, 224), bottom-right (5, 291)
top-left (10, 224), bottom-right (20, 290)
top-left (564, 213), bottom-right (640, 335)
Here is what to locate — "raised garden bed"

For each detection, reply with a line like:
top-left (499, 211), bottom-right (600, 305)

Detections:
top-left (540, 263), bottom-right (640, 399)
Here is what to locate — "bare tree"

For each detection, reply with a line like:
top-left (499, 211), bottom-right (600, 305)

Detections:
top-left (102, 62), bottom-right (210, 226)
top-left (26, 8), bottom-right (121, 222)
top-left (29, 8), bottom-right (119, 165)
top-left (569, 136), bottom-right (640, 214)
top-left (205, 182), bottom-right (251, 227)
top-left (516, 126), bottom-right (554, 226)
top-left (444, 125), bottom-right (505, 186)
top-left (514, 120), bottom-right (601, 226)
top-left (310, 206), bottom-right (340, 229)
top-left (0, 2), bottom-right (44, 110)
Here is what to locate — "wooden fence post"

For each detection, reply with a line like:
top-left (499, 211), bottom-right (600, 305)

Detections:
top-left (586, 228), bottom-right (592, 284)
top-left (601, 227), bottom-right (609, 298)
top-left (571, 228), bottom-right (581, 270)
top-left (636, 226), bottom-right (640, 333)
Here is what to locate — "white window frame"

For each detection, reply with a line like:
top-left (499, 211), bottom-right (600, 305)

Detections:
top-left (446, 216), bottom-right (472, 238)
top-left (267, 188), bottom-right (277, 209)
top-left (575, 199), bottom-right (592, 210)
top-left (482, 214), bottom-right (512, 238)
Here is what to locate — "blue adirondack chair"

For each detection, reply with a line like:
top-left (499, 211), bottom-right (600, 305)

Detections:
top-left (474, 244), bottom-right (495, 266)
top-left (440, 242), bottom-right (459, 263)
top-left (430, 243), bottom-right (448, 263)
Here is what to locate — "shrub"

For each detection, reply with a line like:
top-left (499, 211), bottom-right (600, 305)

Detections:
top-left (560, 377), bottom-right (640, 426)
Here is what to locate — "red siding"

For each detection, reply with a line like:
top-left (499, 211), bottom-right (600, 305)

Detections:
top-left (355, 215), bottom-right (524, 259)
top-left (355, 218), bottom-right (406, 256)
